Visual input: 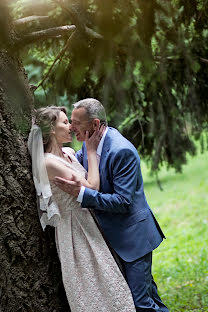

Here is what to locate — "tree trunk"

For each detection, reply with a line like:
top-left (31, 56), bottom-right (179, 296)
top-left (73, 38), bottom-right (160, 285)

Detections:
top-left (0, 39), bottom-right (70, 312)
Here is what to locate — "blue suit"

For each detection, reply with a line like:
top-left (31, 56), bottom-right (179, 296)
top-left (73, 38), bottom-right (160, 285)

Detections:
top-left (76, 127), bottom-right (168, 311)
top-left (76, 127), bottom-right (164, 261)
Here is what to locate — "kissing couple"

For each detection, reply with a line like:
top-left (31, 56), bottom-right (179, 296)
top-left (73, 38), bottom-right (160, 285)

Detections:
top-left (28, 98), bottom-right (169, 312)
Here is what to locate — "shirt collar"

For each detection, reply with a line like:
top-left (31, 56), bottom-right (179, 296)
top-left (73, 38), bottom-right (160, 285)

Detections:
top-left (96, 126), bottom-right (108, 156)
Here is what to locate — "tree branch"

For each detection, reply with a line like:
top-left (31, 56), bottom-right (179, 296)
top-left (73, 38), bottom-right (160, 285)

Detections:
top-left (13, 16), bottom-right (49, 27)
top-left (53, 0), bottom-right (103, 39)
top-left (35, 30), bottom-right (77, 90)
top-left (14, 25), bottom-right (76, 47)
top-left (53, 0), bottom-right (85, 32)
top-left (200, 57), bottom-right (208, 64)
top-left (85, 26), bottom-right (103, 39)
top-left (155, 56), bottom-right (208, 65)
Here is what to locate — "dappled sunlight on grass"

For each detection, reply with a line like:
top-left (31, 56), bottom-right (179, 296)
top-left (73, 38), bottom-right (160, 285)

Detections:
top-left (142, 151), bottom-right (208, 311)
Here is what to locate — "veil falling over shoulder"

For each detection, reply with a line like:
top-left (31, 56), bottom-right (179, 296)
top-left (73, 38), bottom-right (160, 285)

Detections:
top-left (27, 125), bottom-right (60, 230)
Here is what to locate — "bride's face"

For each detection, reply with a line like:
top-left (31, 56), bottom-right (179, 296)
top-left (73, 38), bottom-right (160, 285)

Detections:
top-left (53, 111), bottom-right (72, 144)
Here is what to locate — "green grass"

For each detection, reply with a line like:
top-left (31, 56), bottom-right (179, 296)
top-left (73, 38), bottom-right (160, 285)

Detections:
top-left (142, 151), bottom-right (208, 312)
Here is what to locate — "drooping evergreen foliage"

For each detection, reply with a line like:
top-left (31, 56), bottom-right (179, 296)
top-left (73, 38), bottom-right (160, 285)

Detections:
top-left (11, 0), bottom-right (208, 171)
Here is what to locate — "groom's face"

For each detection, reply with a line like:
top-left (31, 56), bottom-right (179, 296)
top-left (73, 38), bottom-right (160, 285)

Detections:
top-left (71, 108), bottom-right (95, 142)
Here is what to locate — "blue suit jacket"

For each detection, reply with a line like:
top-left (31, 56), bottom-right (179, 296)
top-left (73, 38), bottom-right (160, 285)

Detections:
top-left (76, 127), bottom-right (165, 262)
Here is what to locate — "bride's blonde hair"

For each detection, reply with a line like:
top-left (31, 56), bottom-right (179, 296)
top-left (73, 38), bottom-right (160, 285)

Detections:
top-left (34, 106), bottom-right (67, 151)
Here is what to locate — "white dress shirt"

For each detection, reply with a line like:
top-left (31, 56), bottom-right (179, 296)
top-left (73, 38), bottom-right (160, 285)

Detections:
top-left (77, 127), bottom-right (108, 203)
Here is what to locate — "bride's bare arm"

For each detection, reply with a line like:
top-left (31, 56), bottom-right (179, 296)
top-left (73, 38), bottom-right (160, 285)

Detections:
top-left (83, 126), bottom-right (105, 190)
top-left (45, 158), bottom-right (74, 181)
top-left (46, 125), bottom-right (105, 190)
top-left (45, 157), bottom-right (98, 190)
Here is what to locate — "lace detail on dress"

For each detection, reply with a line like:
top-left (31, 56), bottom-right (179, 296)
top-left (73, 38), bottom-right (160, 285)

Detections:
top-left (45, 149), bottom-right (136, 312)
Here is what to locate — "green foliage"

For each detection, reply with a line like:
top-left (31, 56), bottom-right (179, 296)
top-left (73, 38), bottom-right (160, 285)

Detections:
top-left (143, 150), bottom-right (208, 311)
top-left (10, 0), bottom-right (208, 171)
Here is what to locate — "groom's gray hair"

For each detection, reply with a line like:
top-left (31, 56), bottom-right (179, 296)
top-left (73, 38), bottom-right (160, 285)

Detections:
top-left (73, 98), bottom-right (107, 125)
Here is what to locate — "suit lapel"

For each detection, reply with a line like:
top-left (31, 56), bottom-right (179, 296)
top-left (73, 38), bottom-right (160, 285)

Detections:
top-left (99, 128), bottom-right (111, 173)
top-left (82, 128), bottom-right (112, 173)
top-left (82, 143), bottom-right (88, 171)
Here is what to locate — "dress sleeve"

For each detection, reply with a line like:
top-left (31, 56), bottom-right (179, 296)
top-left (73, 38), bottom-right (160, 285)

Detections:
top-left (62, 147), bottom-right (75, 156)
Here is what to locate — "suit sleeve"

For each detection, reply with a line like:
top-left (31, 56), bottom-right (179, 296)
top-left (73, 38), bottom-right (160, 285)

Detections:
top-left (81, 148), bottom-right (141, 214)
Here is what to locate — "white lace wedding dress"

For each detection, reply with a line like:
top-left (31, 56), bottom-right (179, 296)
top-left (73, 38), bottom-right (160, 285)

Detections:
top-left (44, 149), bottom-right (136, 312)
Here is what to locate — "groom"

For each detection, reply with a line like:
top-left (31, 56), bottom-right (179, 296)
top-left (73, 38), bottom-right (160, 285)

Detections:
top-left (55, 98), bottom-right (169, 312)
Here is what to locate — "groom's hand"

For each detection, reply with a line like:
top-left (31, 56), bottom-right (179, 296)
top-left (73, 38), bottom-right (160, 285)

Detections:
top-left (54, 174), bottom-right (81, 197)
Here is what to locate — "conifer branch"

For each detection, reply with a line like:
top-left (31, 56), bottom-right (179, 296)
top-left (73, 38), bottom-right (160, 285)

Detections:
top-left (53, 0), bottom-right (103, 39)
top-left (14, 25), bottom-right (76, 47)
top-left (35, 31), bottom-right (76, 90)
top-left (13, 16), bottom-right (49, 27)
top-left (200, 57), bottom-right (208, 64)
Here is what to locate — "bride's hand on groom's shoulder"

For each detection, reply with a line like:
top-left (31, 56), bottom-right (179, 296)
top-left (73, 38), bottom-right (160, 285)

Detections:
top-left (85, 124), bottom-right (106, 153)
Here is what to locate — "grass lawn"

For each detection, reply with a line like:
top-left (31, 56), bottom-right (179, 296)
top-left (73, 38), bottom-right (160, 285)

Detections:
top-left (142, 150), bottom-right (208, 312)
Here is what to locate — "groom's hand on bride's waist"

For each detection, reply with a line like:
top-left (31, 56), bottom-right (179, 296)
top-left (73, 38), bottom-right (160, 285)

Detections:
top-left (54, 175), bottom-right (81, 197)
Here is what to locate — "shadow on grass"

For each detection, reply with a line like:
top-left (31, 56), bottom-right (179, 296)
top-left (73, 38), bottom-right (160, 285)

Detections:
top-left (144, 172), bottom-right (184, 189)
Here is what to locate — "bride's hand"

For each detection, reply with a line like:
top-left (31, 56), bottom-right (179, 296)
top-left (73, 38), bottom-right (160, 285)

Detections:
top-left (85, 124), bottom-right (106, 153)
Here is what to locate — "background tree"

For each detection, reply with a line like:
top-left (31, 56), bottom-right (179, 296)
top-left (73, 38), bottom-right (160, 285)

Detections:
top-left (0, 1), bottom-right (73, 311)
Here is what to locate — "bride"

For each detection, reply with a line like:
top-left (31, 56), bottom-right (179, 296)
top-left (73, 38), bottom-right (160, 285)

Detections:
top-left (27, 106), bottom-right (135, 312)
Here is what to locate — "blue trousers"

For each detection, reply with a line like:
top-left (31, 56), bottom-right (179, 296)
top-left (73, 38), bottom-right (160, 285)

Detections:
top-left (119, 252), bottom-right (169, 311)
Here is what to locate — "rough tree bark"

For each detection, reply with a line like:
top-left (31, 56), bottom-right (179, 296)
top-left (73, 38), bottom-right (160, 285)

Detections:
top-left (0, 6), bottom-right (70, 312)
top-left (0, 1), bottom-right (104, 309)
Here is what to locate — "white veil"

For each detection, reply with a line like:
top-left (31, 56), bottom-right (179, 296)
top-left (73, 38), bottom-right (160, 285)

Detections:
top-left (27, 125), bottom-right (60, 230)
